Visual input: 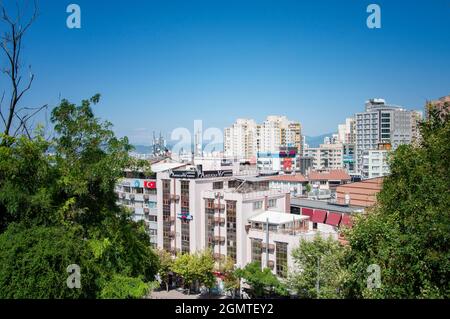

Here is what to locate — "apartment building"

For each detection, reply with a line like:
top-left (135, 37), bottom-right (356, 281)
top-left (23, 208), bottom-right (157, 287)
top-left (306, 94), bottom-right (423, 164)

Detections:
top-left (355, 98), bottom-right (420, 175)
top-left (256, 146), bottom-right (298, 173)
top-left (361, 149), bottom-right (390, 179)
top-left (303, 142), bottom-right (344, 170)
top-left (268, 174), bottom-right (308, 197)
top-left (224, 119), bottom-right (258, 161)
top-left (156, 165), bottom-right (290, 268)
top-left (224, 116), bottom-right (302, 162)
top-left (115, 170), bottom-right (158, 247)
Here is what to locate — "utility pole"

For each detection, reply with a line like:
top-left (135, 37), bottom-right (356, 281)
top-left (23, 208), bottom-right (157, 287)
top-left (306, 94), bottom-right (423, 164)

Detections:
top-left (265, 217), bottom-right (269, 269)
top-left (316, 257), bottom-right (320, 298)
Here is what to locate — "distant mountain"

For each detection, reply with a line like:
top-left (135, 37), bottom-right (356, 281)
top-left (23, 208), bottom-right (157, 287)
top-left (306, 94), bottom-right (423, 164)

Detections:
top-left (304, 133), bottom-right (336, 148)
top-left (131, 145), bottom-right (153, 154)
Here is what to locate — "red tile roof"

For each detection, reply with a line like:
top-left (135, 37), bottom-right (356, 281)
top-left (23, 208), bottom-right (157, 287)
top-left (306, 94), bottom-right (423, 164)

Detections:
top-left (269, 174), bottom-right (308, 183)
top-left (308, 169), bottom-right (351, 181)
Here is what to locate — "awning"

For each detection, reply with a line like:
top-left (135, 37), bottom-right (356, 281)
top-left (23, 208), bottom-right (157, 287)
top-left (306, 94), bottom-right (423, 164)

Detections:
top-left (311, 210), bottom-right (327, 223)
top-left (301, 207), bottom-right (314, 218)
top-left (326, 212), bottom-right (342, 226)
top-left (341, 214), bottom-right (353, 228)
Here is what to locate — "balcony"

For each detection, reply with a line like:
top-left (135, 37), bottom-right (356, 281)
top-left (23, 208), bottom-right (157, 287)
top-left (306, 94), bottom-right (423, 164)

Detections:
top-left (214, 217), bottom-right (225, 224)
top-left (143, 207), bottom-right (149, 214)
top-left (214, 203), bottom-right (225, 210)
top-left (213, 236), bottom-right (225, 243)
top-left (267, 260), bottom-right (275, 269)
top-left (261, 243), bottom-right (275, 251)
top-left (143, 194), bottom-right (149, 201)
top-left (170, 194), bottom-right (180, 203)
top-left (169, 231), bottom-right (176, 238)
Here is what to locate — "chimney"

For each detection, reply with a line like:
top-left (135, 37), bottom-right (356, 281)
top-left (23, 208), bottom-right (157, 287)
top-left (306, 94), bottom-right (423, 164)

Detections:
top-left (285, 193), bottom-right (291, 213)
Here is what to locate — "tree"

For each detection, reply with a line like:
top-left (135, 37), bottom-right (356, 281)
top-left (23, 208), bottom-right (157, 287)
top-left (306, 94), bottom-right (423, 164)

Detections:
top-left (344, 102), bottom-right (450, 298)
top-left (172, 250), bottom-right (215, 294)
top-left (0, 96), bottom-right (159, 298)
top-left (305, 183), bottom-right (312, 194)
top-left (235, 262), bottom-right (288, 298)
top-left (156, 249), bottom-right (174, 292)
top-left (0, 224), bottom-right (99, 298)
top-left (216, 257), bottom-right (240, 297)
top-left (288, 235), bottom-right (348, 299)
top-left (0, 0), bottom-right (47, 143)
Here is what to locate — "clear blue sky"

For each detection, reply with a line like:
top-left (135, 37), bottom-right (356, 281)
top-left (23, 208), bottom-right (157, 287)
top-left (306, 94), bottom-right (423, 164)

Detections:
top-left (10, 0), bottom-right (450, 144)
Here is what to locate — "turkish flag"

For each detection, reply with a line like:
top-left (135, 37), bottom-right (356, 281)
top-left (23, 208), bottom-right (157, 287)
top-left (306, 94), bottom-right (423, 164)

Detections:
top-left (144, 181), bottom-right (156, 189)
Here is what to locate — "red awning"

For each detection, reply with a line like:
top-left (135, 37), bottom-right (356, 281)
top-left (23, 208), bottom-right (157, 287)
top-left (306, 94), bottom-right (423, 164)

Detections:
top-left (326, 212), bottom-right (342, 226)
top-left (301, 207), bottom-right (314, 218)
top-left (311, 210), bottom-right (327, 223)
top-left (341, 214), bottom-right (353, 228)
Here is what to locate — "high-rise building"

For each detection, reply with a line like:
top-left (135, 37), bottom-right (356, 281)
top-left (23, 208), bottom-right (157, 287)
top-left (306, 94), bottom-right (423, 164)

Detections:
top-left (355, 99), bottom-right (420, 175)
top-left (224, 119), bottom-right (258, 161)
top-left (224, 116), bottom-right (302, 164)
top-left (337, 118), bottom-right (356, 174)
top-left (303, 142), bottom-right (344, 170)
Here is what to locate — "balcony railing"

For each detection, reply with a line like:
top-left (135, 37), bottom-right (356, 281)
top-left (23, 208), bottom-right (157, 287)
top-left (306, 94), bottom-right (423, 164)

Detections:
top-left (213, 236), bottom-right (225, 243)
top-left (214, 217), bottom-right (225, 224)
top-left (261, 243), bottom-right (275, 251)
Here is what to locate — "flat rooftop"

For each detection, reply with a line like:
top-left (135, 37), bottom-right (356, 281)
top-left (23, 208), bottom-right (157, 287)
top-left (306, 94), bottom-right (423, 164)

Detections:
top-left (248, 211), bottom-right (309, 225)
top-left (291, 198), bottom-right (358, 214)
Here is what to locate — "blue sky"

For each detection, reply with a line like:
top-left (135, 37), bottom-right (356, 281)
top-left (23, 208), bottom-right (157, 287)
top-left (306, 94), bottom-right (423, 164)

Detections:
top-left (5, 0), bottom-right (450, 144)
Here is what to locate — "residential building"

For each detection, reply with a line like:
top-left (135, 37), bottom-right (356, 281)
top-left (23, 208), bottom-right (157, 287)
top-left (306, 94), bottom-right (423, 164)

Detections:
top-left (156, 165), bottom-right (290, 267)
top-left (256, 146), bottom-right (298, 174)
top-left (355, 98), bottom-right (420, 175)
top-left (303, 142), bottom-right (344, 170)
top-left (335, 177), bottom-right (384, 208)
top-left (115, 170), bottom-right (158, 247)
top-left (224, 119), bottom-right (258, 162)
top-left (361, 147), bottom-right (390, 179)
top-left (268, 174), bottom-right (308, 197)
top-left (308, 169), bottom-right (351, 192)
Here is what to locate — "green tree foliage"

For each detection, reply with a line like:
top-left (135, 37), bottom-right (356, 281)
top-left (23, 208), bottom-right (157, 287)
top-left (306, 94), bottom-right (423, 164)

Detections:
top-left (216, 257), bottom-right (240, 296)
top-left (172, 250), bottom-right (215, 293)
top-left (288, 235), bottom-right (348, 299)
top-left (0, 96), bottom-right (158, 298)
top-left (99, 275), bottom-right (152, 299)
top-left (235, 262), bottom-right (288, 298)
top-left (0, 224), bottom-right (98, 298)
top-left (344, 102), bottom-right (450, 298)
top-left (156, 249), bottom-right (174, 292)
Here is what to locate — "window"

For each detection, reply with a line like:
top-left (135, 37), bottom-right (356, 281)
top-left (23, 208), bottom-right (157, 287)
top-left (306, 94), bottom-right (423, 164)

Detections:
top-left (268, 199), bottom-right (277, 208)
top-left (226, 201), bottom-right (237, 262)
top-left (313, 222), bottom-right (318, 230)
top-left (213, 182), bottom-right (223, 190)
top-left (276, 242), bottom-right (288, 277)
top-left (253, 201), bottom-right (263, 210)
top-left (251, 239), bottom-right (262, 267)
top-left (147, 215), bottom-right (157, 222)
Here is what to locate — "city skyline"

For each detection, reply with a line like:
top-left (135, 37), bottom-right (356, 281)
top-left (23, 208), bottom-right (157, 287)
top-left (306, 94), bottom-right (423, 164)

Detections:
top-left (6, 0), bottom-right (450, 144)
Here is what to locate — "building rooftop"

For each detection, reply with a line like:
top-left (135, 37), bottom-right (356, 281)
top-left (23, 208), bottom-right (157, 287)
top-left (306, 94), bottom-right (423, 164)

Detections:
top-left (335, 177), bottom-right (384, 208)
top-left (151, 162), bottom-right (187, 173)
top-left (291, 198), bottom-right (358, 214)
top-left (248, 211), bottom-right (309, 225)
top-left (308, 169), bottom-right (351, 181)
top-left (268, 174), bottom-right (308, 183)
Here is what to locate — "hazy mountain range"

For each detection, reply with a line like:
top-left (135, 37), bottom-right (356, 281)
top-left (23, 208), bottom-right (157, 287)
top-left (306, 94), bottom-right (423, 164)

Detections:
top-left (130, 133), bottom-right (336, 154)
